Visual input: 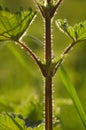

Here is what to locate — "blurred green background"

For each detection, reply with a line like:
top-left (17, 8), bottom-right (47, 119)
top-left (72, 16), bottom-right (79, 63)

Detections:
top-left (0, 0), bottom-right (86, 130)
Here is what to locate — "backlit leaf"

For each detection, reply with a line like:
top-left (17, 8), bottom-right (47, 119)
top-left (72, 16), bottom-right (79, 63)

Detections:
top-left (0, 8), bottom-right (36, 42)
top-left (0, 113), bottom-right (26, 130)
top-left (56, 19), bottom-right (86, 42)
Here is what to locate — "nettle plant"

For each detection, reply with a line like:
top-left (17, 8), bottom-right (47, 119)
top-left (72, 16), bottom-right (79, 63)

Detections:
top-left (0, 0), bottom-right (86, 130)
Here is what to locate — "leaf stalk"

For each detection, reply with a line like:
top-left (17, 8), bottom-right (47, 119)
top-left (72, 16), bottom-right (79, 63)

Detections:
top-left (16, 40), bottom-right (44, 74)
top-left (55, 41), bottom-right (77, 72)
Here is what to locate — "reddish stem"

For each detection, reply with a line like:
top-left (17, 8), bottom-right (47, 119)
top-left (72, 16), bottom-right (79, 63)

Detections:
top-left (45, 77), bottom-right (52, 130)
top-left (45, 17), bottom-right (53, 130)
top-left (16, 40), bottom-right (43, 73)
top-left (45, 18), bottom-right (52, 63)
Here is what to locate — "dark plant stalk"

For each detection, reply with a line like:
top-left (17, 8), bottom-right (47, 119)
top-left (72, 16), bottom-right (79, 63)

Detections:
top-left (44, 1), bottom-right (63, 129)
top-left (16, 40), bottom-right (43, 72)
top-left (55, 41), bottom-right (77, 71)
top-left (45, 77), bottom-right (52, 130)
top-left (45, 18), bottom-right (52, 63)
top-left (51, 0), bottom-right (63, 17)
top-left (45, 17), bottom-right (53, 130)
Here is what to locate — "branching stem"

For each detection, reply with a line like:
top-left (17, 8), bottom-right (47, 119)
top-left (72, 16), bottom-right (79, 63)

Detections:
top-left (51, 0), bottom-right (63, 17)
top-left (44, 1), bottom-right (63, 129)
top-left (55, 41), bottom-right (77, 70)
top-left (63, 41), bottom-right (76, 55)
top-left (16, 40), bottom-right (43, 72)
top-left (45, 17), bottom-right (53, 130)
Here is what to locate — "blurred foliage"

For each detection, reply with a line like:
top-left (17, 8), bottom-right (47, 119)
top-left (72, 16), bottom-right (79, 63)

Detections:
top-left (0, 0), bottom-right (86, 130)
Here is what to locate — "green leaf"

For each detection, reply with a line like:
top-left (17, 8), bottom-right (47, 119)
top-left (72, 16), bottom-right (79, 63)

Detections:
top-left (59, 65), bottom-right (86, 128)
top-left (0, 113), bottom-right (26, 130)
top-left (0, 8), bottom-right (36, 41)
top-left (56, 19), bottom-right (86, 42)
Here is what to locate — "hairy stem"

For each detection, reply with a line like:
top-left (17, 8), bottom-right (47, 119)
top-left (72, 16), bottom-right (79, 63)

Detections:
top-left (51, 0), bottom-right (63, 17)
top-left (45, 18), bottom-right (52, 63)
top-left (45, 77), bottom-right (52, 130)
top-left (16, 40), bottom-right (43, 72)
top-left (33, 0), bottom-right (44, 17)
top-left (63, 41), bottom-right (76, 55)
top-left (56, 41), bottom-right (77, 70)
top-left (44, 17), bottom-right (53, 130)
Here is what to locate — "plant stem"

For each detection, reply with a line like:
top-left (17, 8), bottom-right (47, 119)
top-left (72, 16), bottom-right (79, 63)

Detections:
top-left (44, 17), bottom-right (53, 130)
top-left (45, 18), bottom-right (52, 63)
top-left (16, 40), bottom-right (43, 72)
top-left (45, 77), bottom-right (52, 130)
top-left (55, 41), bottom-right (77, 71)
